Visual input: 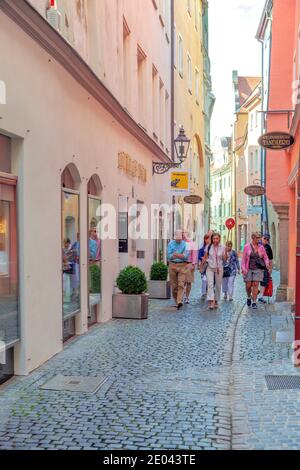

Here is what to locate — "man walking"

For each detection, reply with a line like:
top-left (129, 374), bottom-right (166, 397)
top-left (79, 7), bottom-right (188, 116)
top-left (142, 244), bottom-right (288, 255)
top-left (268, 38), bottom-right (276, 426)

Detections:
top-left (167, 230), bottom-right (188, 309)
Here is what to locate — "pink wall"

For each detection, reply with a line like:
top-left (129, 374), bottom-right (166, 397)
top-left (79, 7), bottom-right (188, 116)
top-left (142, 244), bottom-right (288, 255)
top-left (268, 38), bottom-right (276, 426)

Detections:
top-left (266, 0), bottom-right (296, 204)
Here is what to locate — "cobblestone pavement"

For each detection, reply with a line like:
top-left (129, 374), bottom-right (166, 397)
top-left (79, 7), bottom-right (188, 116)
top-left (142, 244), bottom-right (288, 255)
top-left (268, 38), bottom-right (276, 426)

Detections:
top-left (0, 271), bottom-right (299, 450)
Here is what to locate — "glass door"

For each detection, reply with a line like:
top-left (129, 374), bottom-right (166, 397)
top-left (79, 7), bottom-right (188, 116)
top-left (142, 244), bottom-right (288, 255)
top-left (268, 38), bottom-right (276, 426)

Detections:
top-left (88, 196), bottom-right (101, 326)
top-left (0, 178), bottom-right (18, 383)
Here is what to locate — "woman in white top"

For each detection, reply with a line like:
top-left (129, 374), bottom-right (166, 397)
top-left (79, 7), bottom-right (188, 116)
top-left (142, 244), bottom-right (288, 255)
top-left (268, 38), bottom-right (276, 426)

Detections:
top-left (202, 233), bottom-right (229, 310)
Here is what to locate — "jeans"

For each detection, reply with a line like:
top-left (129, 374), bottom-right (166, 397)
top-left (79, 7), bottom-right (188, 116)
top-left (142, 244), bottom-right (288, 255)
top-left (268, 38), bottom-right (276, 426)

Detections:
top-left (222, 275), bottom-right (236, 298)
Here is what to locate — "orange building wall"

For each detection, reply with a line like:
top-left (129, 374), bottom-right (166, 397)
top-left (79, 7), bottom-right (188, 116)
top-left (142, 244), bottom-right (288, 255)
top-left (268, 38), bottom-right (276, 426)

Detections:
top-left (287, 0), bottom-right (300, 299)
top-left (266, 0), bottom-right (296, 204)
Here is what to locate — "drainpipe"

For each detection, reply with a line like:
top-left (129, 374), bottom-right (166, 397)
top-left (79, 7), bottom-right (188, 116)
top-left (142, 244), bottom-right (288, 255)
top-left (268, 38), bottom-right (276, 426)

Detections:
top-left (171, 0), bottom-right (175, 238)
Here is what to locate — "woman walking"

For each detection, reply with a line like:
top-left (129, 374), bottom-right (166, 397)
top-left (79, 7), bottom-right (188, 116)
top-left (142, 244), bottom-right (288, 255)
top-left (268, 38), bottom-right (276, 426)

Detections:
top-left (201, 233), bottom-right (229, 310)
top-left (222, 241), bottom-right (240, 301)
top-left (241, 232), bottom-right (270, 309)
top-left (198, 234), bottom-right (211, 301)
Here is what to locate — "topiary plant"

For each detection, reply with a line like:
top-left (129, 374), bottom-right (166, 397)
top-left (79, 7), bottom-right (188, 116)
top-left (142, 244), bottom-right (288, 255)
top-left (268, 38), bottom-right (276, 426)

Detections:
top-left (150, 262), bottom-right (168, 281)
top-left (90, 264), bottom-right (101, 294)
top-left (116, 266), bottom-right (147, 295)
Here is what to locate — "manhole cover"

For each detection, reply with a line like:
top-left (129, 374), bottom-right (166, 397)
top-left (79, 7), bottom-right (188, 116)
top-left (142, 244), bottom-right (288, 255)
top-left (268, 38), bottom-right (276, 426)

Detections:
top-left (265, 375), bottom-right (300, 390)
top-left (40, 374), bottom-right (108, 393)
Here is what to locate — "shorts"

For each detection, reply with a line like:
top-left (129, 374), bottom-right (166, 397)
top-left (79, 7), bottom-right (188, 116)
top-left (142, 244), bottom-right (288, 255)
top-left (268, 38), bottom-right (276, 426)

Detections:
top-left (244, 269), bottom-right (264, 283)
top-left (185, 264), bottom-right (195, 283)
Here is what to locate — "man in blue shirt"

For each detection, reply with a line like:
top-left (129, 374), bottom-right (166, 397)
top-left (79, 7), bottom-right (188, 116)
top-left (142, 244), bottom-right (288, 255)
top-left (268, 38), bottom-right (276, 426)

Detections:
top-left (167, 229), bottom-right (188, 309)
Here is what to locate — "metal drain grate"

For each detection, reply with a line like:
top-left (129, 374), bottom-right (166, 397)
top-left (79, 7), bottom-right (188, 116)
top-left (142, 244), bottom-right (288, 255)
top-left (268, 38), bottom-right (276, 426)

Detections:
top-left (40, 374), bottom-right (108, 393)
top-left (265, 375), bottom-right (300, 390)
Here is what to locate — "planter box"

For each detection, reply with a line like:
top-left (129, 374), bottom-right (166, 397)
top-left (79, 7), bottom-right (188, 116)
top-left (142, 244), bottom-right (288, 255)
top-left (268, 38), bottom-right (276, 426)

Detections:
top-left (112, 293), bottom-right (148, 320)
top-left (148, 280), bottom-right (171, 299)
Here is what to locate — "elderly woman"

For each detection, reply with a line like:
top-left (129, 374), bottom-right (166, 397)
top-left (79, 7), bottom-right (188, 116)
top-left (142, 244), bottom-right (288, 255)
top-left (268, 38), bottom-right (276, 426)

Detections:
top-left (201, 233), bottom-right (229, 310)
top-left (241, 232), bottom-right (270, 309)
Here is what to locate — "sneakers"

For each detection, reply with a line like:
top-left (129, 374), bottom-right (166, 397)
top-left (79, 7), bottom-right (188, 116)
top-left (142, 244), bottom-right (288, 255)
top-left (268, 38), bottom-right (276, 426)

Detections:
top-left (252, 303), bottom-right (258, 309)
top-left (184, 298), bottom-right (190, 304)
top-left (247, 298), bottom-right (252, 307)
top-left (177, 302), bottom-right (183, 310)
top-left (258, 297), bottom-right (266, 304)
top-left (224, 293), bottom-right (228, 300)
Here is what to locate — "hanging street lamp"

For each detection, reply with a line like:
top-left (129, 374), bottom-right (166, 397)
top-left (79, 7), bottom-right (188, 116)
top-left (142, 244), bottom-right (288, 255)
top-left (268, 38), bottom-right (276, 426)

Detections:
top-left (152, 126), bottom-right (190, 175)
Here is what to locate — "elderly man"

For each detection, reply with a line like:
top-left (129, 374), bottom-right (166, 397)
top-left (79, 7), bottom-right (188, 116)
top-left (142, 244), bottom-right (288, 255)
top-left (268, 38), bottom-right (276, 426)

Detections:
top-left (167, 229), bottom-right (189, 309)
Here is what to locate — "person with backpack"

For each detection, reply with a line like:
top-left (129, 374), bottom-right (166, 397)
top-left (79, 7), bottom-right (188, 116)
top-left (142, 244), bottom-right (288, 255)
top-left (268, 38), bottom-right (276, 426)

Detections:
top-left (241, 232), bottom-right (270, 309)
top-left (222, 241), bottom-right (240, 301)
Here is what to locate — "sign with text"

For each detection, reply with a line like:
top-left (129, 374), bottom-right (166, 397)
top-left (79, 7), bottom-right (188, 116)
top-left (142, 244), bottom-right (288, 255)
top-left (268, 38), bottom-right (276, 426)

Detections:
top-left (247, 206), bottom-right (263, 216)
top-left (170, 171), bottom-right (190, 195)
top-left (183, 195), bottom-right (202, 205)
top-left (258, 132), bottom-right (295, 150)
top-left (118, 152), bottom-right (147, 183)
top-left (244, 185), bottom-right (266, 197)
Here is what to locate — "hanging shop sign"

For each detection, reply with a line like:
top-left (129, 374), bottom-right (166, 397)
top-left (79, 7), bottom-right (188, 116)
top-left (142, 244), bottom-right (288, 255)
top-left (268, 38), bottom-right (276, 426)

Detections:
top-left (258, 132), bottom-right (295, 150)
top-left (225, 218), bottom-right (235, 230)
top-left (244, 185), bottom-right (266, 197)
top-left (170, 171), bottom-right (190, 195)
top-left (247, 206), bottom-right (263, 216)
top-left (118, 152), bottom-right (147, 183)
top-left (183, 195), bottom-right (202, 205)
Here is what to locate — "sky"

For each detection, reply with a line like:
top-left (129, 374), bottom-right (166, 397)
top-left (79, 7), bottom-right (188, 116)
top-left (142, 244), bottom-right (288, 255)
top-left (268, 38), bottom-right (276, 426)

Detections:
top-left (209, 0), bottom-right (266, 144)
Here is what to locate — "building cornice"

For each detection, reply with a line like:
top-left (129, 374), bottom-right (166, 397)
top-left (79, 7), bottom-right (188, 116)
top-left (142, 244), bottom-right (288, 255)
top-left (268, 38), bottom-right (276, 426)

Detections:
top-left (0, 0), bottom-right (170, 164)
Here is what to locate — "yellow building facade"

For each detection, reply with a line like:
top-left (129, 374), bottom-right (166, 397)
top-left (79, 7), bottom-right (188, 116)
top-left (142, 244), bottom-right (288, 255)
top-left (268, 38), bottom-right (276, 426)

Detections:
top-left (174, 0), bottom-right (206, 244)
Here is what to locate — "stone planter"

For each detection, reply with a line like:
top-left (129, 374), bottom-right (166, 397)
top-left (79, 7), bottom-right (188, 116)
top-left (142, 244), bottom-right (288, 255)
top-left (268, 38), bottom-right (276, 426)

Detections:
top-left (148, 280), bottom-right (171, 299)
top-left (112, 293), bottom-right (148, 320)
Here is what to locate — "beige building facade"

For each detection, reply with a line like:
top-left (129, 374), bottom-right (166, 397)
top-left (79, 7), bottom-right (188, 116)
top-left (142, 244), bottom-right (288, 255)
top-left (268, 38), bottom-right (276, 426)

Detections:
top-left (173, 0), bottom-right (206, 245)
top-left (0, 0), bottom-right (172, 381)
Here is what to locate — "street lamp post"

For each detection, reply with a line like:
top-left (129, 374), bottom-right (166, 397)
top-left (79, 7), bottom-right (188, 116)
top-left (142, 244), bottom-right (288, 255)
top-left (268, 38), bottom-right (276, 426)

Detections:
top-left (152, 126), bottom-right (190, 175)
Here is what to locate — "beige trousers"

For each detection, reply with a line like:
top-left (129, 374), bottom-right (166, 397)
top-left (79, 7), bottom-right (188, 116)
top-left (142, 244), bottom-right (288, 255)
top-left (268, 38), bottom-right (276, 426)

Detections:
top-left (169, 263), bottom-right (188, 304)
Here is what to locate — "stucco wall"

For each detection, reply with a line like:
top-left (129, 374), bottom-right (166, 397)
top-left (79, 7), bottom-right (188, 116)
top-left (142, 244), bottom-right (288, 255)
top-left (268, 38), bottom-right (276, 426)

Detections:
top-left (0, 7), bottom-right (171, 374)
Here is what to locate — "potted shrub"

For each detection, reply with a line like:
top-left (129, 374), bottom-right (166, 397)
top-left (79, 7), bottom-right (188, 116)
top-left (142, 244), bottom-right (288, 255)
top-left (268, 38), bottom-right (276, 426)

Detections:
top-left (148, 262), bottom-right (171, 299)
top-left (112, 266), bottom-right (148, 319)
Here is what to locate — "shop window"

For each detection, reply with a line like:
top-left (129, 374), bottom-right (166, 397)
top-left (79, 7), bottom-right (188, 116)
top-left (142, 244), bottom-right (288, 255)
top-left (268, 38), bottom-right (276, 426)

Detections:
top-left (0, 134), bottom-right (18, 384)
top-left (87, 175), bottom-right (102, 326)
top-left (61, 164), bottom-right (81, 334)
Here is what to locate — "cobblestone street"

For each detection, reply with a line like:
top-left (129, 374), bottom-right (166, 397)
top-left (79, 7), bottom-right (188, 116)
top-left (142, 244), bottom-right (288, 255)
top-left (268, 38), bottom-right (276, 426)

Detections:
top-left (0, 272), bottom-right (299, 451)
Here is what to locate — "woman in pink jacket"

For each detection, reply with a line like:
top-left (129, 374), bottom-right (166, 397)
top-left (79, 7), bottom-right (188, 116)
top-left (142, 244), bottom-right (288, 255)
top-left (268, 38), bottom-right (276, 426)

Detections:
top-left (241, 232), bottom-right (270, 309)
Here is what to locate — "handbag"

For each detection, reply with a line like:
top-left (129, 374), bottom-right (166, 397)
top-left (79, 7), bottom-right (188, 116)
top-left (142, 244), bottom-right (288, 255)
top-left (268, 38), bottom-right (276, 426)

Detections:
top-left (223, 265), bottom-right (231, 278)
top-left (251, 244), bottom-right (266, 270)
top-left (199, 244), bottom-right (211, 274)
top-left (263, 277), bottom-right (273, 297)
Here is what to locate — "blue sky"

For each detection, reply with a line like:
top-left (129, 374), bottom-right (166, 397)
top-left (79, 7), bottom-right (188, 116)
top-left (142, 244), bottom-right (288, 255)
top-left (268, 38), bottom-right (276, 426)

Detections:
top-left (209, 0), bottom-right (266, 142)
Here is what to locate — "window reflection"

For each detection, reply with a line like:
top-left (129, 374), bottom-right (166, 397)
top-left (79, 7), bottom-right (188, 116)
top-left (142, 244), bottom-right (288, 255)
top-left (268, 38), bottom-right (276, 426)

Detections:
top-left (0, 183), bottom-right (18, 345)
top-left (62, 192), bottom-right (80, 317)
top-left (88, 198), bottom-right (101, 324)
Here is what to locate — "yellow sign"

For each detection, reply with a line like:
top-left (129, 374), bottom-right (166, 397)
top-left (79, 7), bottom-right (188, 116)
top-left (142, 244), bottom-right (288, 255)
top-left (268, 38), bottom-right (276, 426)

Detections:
top-left (170, 171), bottom-right (189, 194)
top-left (118, 152), bottom-right (147, 183)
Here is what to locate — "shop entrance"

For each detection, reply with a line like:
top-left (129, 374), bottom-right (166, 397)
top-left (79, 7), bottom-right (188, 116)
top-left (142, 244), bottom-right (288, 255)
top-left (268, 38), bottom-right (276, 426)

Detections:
top-left (0, 135), bottom-right (19, 384)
